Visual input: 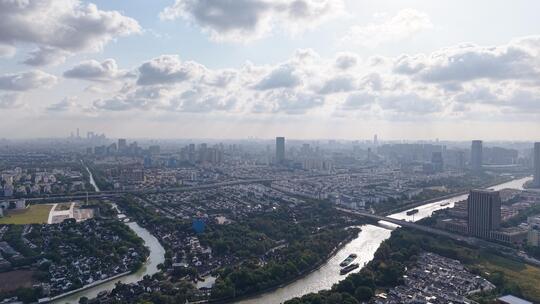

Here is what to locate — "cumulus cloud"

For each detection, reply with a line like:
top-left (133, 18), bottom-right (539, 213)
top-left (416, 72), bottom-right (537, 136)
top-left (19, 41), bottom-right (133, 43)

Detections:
top-left (137, 55), bottom-right (203, 86)
top-left (378, 93), bottom-right (442, 114)
top-left (317, 75), bottom-right (356, 94)
top-left (334, 52), bottom-right (358, 70)
top-left (47, 97), bottom-right (78, 111)
top-left (253, 65), bottom-right (301, 90)
top-left (64, 59), bottom-right (132, 82)
top-left (394, 38), bottom-right (540, 83)
top-left (0, 70), bottom-right (57, 91)
top-left (160, 0), bottom-right (344, 42)
top-left (93, 96), bottom-right (143, 111)
top-left (168, 88), bottom-right (237, 112)
top-left (252, 90), bottom-right (324, 114)
top-left (0, 0), bottom-right (141, 65)
top-left (23, 46), bottom-right (70, 66)
top-left (341, 92), bottom-right (374, 110)
top-left (342, 9), bottom-right (432, 47)
top-left (80, 35), bottom-right (540, 122)
top-left (202, 70), bottom-right (238, 87)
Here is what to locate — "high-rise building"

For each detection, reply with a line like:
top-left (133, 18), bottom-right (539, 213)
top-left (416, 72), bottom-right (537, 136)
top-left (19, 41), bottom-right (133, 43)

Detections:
top-left (533, 142), bottom-right (540, 188)
top-left (373, 134), bottom-right (378, 146)
top-left (457, 151), bottom-right (465, 171)
top-left (467, 189), bottom-right (501, 238)
top-left (276, 137), bottom-right (285, 165)
top-left (118, 138), bottom-right (127, 152)
top-left (471, 140), bottom-right (483, 173)
top-left (431, 151), bottom-right (444, 172)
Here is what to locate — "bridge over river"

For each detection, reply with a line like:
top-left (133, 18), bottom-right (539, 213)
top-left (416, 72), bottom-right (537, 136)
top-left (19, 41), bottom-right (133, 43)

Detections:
top-left (335, 207), bottom-right (474, 243)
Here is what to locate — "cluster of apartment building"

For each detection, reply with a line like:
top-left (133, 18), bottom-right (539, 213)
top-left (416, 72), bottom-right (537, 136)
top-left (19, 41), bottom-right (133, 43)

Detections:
top-left (376, 252), bottom-right (495, 304)
top-left (271, 169), bottom-right (462, 210)
top-left (142, 183), bottom-right (302, 221)
top-left (0, 167), bottom-right (85, 197)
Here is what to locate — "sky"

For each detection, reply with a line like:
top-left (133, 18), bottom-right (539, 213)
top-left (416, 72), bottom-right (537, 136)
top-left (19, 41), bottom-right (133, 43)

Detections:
top-left (1, 0), bottom-right (540, 140)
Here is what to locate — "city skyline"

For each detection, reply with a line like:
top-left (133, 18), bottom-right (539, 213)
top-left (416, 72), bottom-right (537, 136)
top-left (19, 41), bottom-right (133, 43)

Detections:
top-left (1, 1), bottom-right (540, 139)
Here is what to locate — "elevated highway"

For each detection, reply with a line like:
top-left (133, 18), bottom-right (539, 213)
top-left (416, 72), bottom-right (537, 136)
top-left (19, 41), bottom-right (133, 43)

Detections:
top-left (336, 207), bottom-right (474, 243)
top-left (0, 178), bottom-right (275, 203)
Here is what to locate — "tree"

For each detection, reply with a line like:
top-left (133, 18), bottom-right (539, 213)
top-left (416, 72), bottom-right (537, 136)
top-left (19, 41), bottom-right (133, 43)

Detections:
top-left (335, 278), bottom-right (355, 294)
top-left (354, 286), bottom-right (373, 301)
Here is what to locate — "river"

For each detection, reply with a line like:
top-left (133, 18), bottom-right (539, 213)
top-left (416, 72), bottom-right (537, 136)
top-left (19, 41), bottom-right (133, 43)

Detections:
top-left (237, 176), bottom-right (532, 304)
top-left (83, 162), bottom-right (100, 192)
top-left (50, 167), bottom-right (166, 304)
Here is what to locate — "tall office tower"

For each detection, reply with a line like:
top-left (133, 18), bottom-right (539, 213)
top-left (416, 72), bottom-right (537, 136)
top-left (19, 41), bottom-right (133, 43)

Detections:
top-left (373, 134), bottom-right (378, 146)
top-left (118, 138), bottom-right (127, 152)
top-left (76, 128), bottom-right (80, 138)
top-left (467, 189), bottom-right (501, 238)
top-left (276, 137), bottom-right (285, 165)
top-left (431, 151), bottom-right (444, 172)
top-left (457, 151), bottom-right (465, 171)
top-left (471, 140), bottom-right (483, 173)
top-left (534, 142), bottom-right (540, 188)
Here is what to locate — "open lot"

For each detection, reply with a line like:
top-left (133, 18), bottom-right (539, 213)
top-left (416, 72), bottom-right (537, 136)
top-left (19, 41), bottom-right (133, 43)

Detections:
top-left (0, 204), bottom-right (53, 225)
top-left (0, 270), bottom-right (35, 292)
top-left (477, 253), bottom-right (540, 301)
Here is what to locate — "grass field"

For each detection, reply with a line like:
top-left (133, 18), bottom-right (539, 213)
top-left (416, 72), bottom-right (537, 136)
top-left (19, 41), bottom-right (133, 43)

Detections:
top-left (0, 204), bottom-right (53, 225)
top-left (477, 253), bottom-right (540, 301)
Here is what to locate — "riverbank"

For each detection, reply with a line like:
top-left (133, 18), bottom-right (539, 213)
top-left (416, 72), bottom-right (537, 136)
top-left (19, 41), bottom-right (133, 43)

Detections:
top-left (211, 228), bottom-right (360, 304)
top-left (43, 271), bottom-right (131, 303)
top-left (48, 221), bottom-right (166, 304)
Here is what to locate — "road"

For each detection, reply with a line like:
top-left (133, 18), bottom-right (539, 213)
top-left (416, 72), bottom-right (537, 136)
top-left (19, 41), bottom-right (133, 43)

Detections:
top-left (336, 207), bottom-right (474, 243)
top-left (337, 207), bottom-right (540, 268)
top-left (0, 178), bottom-right (275, 203)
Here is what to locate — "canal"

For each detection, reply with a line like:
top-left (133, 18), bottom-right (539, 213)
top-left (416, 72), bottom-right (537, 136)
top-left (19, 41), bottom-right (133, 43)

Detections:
top-left (51, 167), bottom-right (166, 304)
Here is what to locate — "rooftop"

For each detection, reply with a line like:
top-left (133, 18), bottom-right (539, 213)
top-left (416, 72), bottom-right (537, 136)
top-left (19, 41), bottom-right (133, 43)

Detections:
top-left (498, 295), bottom-right (533, 304)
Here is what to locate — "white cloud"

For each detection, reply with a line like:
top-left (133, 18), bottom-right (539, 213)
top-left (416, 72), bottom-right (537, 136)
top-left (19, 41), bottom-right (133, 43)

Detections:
top-left (64, 59), bottom-right (132, 82)
top-left (137, 55), bottom-right (204, 86)
top-left (47, 97), bottom-right (78, 111)
top-left (0, 0), bottom-right (141, 66)
top-left (0, 93), bottom-right (22, 109)
top-left (160, 0), bottom-right (344, 42)
top-left (252, 90), bottom-right (325, 114)
top-left (253, 64), bottom-right (301, 90)
top-left (79, 35), bottom-right (540, 122)
top-left (93, 96), bottom-right (144, 111)
top-left (378, 93), bottom-right (442, 114)
top-left (0, 70), bottom-right (57, 91)
top-left (168, 87), bottom-right (238, 112)
top-left (317, 75), bottom-right (356, 94)
top-left (341, 92), bottom-right (374, 110)
top-left (342, 9), bottom-right (433, 47)
top-left (394, 37), bottom-right (540, 83)
top-left (23, 47), bottom-right (70, 66)
top-left (334, 52), bottom-right (358, 70)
